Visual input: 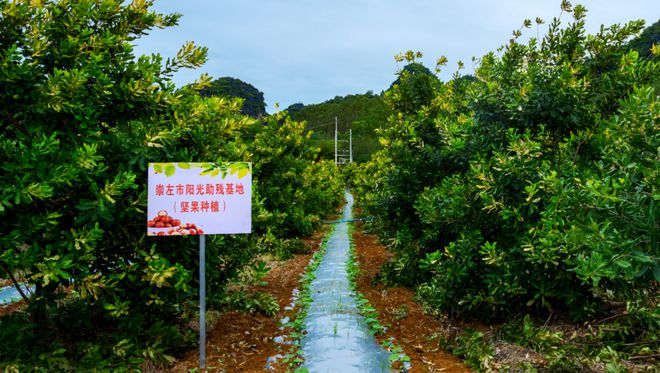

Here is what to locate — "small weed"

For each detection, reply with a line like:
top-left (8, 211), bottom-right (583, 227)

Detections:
top-left (209, 290), bottom-right (279, 316)
top-left (278, 226), bottom-right (333, 370)
top-left (383, 337), bottom-right (412, 369)
top-left (347, 224), bottom-right (410, 371)
top-left (392, 304), bottom-right (408, 321)
top-left (251, 260), bottom-right (271, 286)
top-left (442, 329), bottom-right (494, 371)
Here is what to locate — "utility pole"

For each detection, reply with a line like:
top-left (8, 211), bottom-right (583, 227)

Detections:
top-left (349, 129), bottom-right (353, 163)
top-left (334, 116), bottom-right (338, 165)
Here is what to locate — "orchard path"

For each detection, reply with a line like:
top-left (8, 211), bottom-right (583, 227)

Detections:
top-left (300, 191), bottom-right (392, 372)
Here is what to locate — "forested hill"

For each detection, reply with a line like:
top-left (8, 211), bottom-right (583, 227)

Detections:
top-left (287, 91), bottom-right (388, 137)
top-left (286, 62), bottom-right (440, 139)
top-left (286, 92), bottom-right (390, 162)
top-left (627, 18), bottom-right (659, 59)
top-left (199, 77), bottom-right (267, 118)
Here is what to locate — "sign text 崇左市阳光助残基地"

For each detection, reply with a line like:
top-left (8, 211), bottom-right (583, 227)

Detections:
top-left (147, 162), bottom-right (252, 236)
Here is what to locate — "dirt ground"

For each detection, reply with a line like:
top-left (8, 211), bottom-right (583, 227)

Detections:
top-left (0, 300), bottom-right (26, 317)
top-left (0, 279), bottom-right (27, 317)
top-left (2, 223), bottom-right (474, 372)
top-left (170, 230), bottom-right (328, 372)
top-left (171, 222), bottom-right (474, 372)
top-left (352, 224), bottom-right (471, 373)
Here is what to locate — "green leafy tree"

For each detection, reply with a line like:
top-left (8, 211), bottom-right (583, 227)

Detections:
top-left (289, 92), bottom-right (390, 162)
top-left (387, 60), bottom-right (441, 115)
top-left (356, 3), bottom-right (659, 327)
top-left (249, 112), bottom-right (343, 238)
top-left (0, 0), bottom-right (342, 369)
top-left (0, 1), bottom-right (218, 368)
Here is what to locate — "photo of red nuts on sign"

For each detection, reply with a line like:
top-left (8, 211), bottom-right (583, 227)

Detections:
top-left (147, 210), bottom-right (205, 236)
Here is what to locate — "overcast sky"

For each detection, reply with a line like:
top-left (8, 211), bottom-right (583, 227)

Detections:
top-left (133, 1), bottom-right (658, 113)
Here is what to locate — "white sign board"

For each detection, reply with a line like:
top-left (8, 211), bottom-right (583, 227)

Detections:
top-left (147, 162), bottom-right (251, 236)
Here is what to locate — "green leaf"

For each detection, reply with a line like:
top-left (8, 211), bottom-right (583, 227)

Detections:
top-left (238, 167), bottom-right (249, 179)
top-left (177, 162), bottom-right (191, 169)
top-left (631, 251), bottom-right (653, 264)
top-left (164, 164), bottom-right (176, 177)
top-left (614, 260), bottom-right (631, 269)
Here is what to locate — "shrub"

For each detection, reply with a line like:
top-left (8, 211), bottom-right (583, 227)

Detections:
top-left (355, 3), bottom-right (658, 324)
top-left (0, 0), bottom-right (343, 369)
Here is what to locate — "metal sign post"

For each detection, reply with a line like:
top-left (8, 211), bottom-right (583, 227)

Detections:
top-left (199, 234), bottom-right (206, 369)
top-left (147, 162), bottom-right (252, 370)
top-left (334, 116), bottom-right (338, 165)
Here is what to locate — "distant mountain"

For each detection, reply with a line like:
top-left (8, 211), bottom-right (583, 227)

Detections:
top-left (286, 91), bottom-right (389, 162)
top-left (200, 77), bottom-right (266, 118)
top-left (389, 62), bottom-right (438, 89)
top-left (286, 102), bottom-right (305, 117)
top-left (627, 19), bottom-right (659, 59)
top-left (288, 91), bottom-right (388, 135)
top-left (285, 62), bottom-right (445, 162)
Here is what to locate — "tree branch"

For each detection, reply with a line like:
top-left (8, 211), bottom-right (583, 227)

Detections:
top-left (0, 262), bottom-right (31, 305)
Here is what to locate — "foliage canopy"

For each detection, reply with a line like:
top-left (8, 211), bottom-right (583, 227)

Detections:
top-left (355, 5), bottom-right (658, 326)
top-left (0, 0), bottom-right (341, 369)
